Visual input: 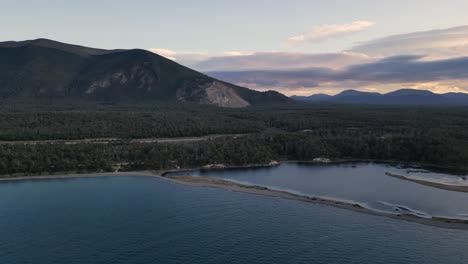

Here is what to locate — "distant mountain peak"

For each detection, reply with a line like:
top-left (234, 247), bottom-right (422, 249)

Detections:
top-left (385, 89), bottom-right (437, 96)
top-left (335, 89), bottom-right (381, 97)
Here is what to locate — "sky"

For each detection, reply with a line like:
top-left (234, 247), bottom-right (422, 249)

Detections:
top-left (2, 0), bottom-right (468, 95)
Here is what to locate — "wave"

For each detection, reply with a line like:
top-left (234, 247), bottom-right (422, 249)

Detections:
top-left (366, 201), bottom-right (431, 218)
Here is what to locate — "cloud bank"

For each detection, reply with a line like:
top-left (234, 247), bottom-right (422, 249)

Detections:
top-left (194, 52), bottom-right (374, 72)
top-left (149, 25), bottom-right (468, 95)
top-left (350, 26), bottom-right (468, 60)
top-left (208, 55), bottom-right (468, 95)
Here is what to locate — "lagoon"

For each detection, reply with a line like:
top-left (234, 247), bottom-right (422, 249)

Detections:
top-left (184, 162), bottom-right (468, 219)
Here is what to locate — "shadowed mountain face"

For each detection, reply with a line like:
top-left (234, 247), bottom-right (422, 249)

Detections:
top-left (0, 39), bottom-right (290, 108)
top-left (293, 89), bottom-right (468, 105)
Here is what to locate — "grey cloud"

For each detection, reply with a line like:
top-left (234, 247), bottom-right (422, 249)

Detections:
top-left (341, 55), bottom-right (468, 82)
top-left (350, 26), bottom-right (468, 59)
top-left (208, 56), bottom-right (468, 89)
top-left (194, 52), bottom-right (373, 72)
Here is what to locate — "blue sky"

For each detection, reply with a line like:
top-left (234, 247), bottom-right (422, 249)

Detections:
top-left (2, 0), bottom-right (468, 95)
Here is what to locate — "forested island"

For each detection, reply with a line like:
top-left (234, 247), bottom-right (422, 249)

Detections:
top-left (1, 103), bottom-right (468, 177)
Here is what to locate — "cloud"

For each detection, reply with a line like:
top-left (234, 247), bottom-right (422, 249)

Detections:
top-left (193, 51), bottom-right (374, 72)
top-left (351, 25), bottom-right (468, 60)
top-left (339, 55), bottom-right (468, 82)
top-left (149, 49), bottom-right (374, 73)
top-left (288, 20), bottom-right (375, 45)
top-left (148, 48), bottom-right (211, 64)
top-left (207, 55), bottom-right (468, 94)
top-left (149, 48), bottom-right (177, 60)
top-left (148, 48), bottom-right (252, 67)
top-left (149, 25), bottom-right (468, 95)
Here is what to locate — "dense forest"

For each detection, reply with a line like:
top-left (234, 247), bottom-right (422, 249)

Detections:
top-left (1, 104), bottom-right (468, 176)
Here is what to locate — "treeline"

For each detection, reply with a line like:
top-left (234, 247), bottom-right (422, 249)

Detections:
top-left (0, 136), bottom-right (274, 175)
top-left (1, 131), bottom-right (467, 176)
top-left (1, 105), bottom-right (468, 141)
top-left (0, 111), bottom-right (263, 140)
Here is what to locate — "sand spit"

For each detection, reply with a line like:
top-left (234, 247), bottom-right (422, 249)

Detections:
top-left (386, 172), bottom-right (468, 193)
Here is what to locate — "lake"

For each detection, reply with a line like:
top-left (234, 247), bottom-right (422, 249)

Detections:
top-left (1, 174), bottom-right (468, 263)
top-left (180, 162), bottom-right (468, 219)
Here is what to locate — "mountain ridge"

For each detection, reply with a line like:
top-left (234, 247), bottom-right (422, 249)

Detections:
top-left (292, 89), bottom-right (468, 105)
top-left (0, 38), bottom-right (123, 56)
top-left (0, 38), bottom-right (291, 108)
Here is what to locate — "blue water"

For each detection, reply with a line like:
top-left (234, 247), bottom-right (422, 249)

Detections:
top-left (186, 163), bottom-right (468, 219)
top-left (1, 176), bottom-right (468, 264)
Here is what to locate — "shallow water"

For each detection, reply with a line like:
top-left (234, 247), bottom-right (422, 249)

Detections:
top-left (185, 163), bottom-right (468, 219)
top-left (1, 176), bottom-right (468, 264)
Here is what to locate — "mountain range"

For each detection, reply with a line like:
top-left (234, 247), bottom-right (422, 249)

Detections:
top-left (0, 39), bottom-right (290, 108)
top-left (3, 39), bottom-right (467, 108)
top-left (292, 89), bottom-right (468, 105)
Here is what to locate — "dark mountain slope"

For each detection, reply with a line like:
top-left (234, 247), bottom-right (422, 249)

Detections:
top-left (0, 39), bottom-right (290, 107)
top-left (0, 44), bottom-right (84, 98)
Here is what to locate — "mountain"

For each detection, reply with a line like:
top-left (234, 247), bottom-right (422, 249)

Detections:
top-left (291, 93), bottom-right (332, 102)
top-left (334, 89), bottom-right (380, 98)
top-left (443, 92), bottom-right (468, 104)
top-left (332, 90), bottom-right (382, 104)
top-left (0, 38), bottom-right (121, 56)
top-left (383, 89), bottom-right (450, 104)
top-left (293, 89), bottom-right (468, 105)
top-left (0, 39), bottom-right (290, 108)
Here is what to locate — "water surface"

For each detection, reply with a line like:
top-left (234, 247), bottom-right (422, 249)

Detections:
top-left (186, 163), bottom-right (468, 219)
top-left (1, 176), bottom-right (468, 264)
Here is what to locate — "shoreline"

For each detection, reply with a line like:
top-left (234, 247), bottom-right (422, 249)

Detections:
top-left (2, 163), bottom-right (468, 230)
top-left (386, 172), bottom-right (468, 193)
top-left (292, 159), bottom-right (468, 175)
top-left (0, 161), bottom-right (282, 181)
top-left (1, 158), bottom-right (466, 180)
top-left (0, 171), bottom-right (162, 182)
